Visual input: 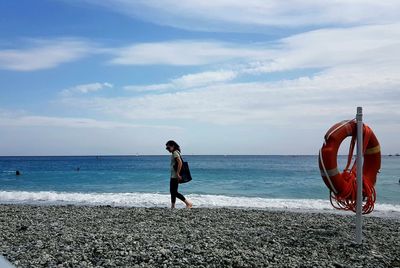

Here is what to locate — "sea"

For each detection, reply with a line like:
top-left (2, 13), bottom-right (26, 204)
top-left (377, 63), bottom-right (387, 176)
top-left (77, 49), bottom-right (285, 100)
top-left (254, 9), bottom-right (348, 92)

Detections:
top-left (1, 155), bottom-right (399, 216)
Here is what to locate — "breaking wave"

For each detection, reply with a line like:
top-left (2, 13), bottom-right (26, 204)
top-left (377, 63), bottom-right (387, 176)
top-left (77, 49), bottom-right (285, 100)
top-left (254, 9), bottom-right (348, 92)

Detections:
top-left (0, 190), bottom-right (399, 217)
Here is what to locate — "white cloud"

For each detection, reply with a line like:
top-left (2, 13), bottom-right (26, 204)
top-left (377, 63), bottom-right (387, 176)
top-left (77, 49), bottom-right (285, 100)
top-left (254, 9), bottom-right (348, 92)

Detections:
top-left (73, 0), bottom-right (400, 31)
top-left (61, 82), bottom-right (113, 96)
top-left (124, 23), bottom-right (400, 95)
top-left (109, 40), bottom-right (270, 66)
top-left (2, 21), bottom-right (397, 153)
top-left (0, 112), bottom-right (180, 130)
top-left (109, 23), bottom-right (400, 72)
top-left (0, 38), bottom-right (94, 71)
top-left (0, 111), bottom-right (183, 155)
top-left (124, 83), bottom-right (172, 92)
top-left (59, 66), bottom-right (400, 126)
top-left (59, 24), bottom-right (400, 129)
top-left (124, 70), bottom-right (237, 92)
top-left (172, 70), bottom-right (237, 88)
top-left (243, 23), bottom-right (400, 74)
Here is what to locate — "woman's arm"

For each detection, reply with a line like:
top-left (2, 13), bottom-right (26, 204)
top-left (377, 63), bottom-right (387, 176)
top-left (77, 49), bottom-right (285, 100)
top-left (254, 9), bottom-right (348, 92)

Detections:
top-left (175, 156), bottom-right (183, 180)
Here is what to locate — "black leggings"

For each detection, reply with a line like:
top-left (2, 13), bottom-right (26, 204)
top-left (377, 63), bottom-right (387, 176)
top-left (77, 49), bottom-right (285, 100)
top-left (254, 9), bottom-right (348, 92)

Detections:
top-left (170, 178), bottom-right (185, 204)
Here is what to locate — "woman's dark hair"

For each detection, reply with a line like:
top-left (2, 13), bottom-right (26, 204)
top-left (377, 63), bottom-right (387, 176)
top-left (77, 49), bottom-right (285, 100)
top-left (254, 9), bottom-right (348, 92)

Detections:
top-left (166, 140), bottom-right (181, 152)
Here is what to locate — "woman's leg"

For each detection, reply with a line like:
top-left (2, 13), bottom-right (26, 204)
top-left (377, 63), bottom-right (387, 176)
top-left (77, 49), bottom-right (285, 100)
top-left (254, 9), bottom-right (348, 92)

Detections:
top-left (170, 178), bottom-right (192, 208)
top-left (170, 178), bottom-right (178, 207)
top-left (175, 181), bottom-right (193, 208)
top-left (176, 192), bottom-right (185, 202)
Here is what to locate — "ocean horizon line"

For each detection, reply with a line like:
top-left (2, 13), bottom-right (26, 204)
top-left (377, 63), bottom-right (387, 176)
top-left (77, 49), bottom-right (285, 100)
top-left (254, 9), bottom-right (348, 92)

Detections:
top-left (2, 154), bottom-right (398, 158)
top-left (0, 154), bottom-right (320, 157)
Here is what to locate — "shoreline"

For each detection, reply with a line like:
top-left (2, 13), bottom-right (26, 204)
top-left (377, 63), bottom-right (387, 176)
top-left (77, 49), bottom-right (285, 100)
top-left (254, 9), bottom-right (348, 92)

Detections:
top-left (1, 201), bottom-right (400, 220)
top-left (1, 190), bottom-right (400, 220)
top-left (1, 204), bottom-right (399, 267)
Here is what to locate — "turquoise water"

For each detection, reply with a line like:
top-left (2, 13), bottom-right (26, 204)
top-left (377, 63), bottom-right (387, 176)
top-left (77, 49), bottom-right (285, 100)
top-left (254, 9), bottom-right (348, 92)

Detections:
top-left (0, 155), bottom-right (398, 207)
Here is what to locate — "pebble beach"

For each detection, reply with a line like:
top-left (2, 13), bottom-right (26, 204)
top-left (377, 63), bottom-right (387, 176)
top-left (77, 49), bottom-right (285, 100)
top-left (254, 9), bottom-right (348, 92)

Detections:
top-left (0, 205), bottom-right (399, 267)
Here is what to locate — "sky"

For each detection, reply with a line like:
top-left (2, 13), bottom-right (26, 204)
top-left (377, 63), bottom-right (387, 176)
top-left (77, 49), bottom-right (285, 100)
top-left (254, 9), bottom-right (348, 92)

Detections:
top-left (0, 0), bottom-right (400, 155)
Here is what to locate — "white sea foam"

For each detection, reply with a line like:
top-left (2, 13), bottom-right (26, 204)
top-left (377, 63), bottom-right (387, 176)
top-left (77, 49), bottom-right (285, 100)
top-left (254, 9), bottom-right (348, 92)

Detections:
top-left (0, 191), bottom-right (399, 218)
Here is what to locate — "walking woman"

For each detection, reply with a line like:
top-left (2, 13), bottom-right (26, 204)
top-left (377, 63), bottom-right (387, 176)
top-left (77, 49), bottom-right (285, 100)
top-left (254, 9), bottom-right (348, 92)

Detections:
top-left (165, 140), bottom-right (192, 209)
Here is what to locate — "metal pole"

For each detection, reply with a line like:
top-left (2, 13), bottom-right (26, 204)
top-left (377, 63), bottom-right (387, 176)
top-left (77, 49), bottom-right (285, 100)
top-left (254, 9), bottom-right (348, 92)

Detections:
top-left (355, 107), bottom-right (363, 244)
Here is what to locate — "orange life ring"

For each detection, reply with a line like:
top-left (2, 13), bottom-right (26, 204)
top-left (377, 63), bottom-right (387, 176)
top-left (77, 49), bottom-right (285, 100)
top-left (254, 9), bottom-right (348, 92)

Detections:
top-left (318, 119), bottom-right (381, 214)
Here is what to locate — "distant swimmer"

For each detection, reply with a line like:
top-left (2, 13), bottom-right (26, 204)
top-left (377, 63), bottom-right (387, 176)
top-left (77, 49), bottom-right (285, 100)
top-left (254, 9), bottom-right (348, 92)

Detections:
top-left (16, 170), bottom-right (21, 176)
top-left (76, 167), bottom-right (80, 172)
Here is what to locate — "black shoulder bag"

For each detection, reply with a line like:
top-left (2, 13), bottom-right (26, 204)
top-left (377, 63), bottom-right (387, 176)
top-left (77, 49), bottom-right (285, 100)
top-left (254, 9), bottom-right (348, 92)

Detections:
top-left (173, 153), bottom-right (192, 183)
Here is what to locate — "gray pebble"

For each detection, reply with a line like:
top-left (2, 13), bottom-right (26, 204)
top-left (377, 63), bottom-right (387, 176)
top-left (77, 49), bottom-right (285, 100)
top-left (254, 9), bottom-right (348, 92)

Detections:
top-left (0, 205), bottom-right (398, 268)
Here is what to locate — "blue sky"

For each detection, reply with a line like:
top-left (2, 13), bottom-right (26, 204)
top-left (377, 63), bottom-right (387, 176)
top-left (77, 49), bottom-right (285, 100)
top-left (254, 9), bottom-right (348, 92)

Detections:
top-left (1, 0), bottom-right (400, 155)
